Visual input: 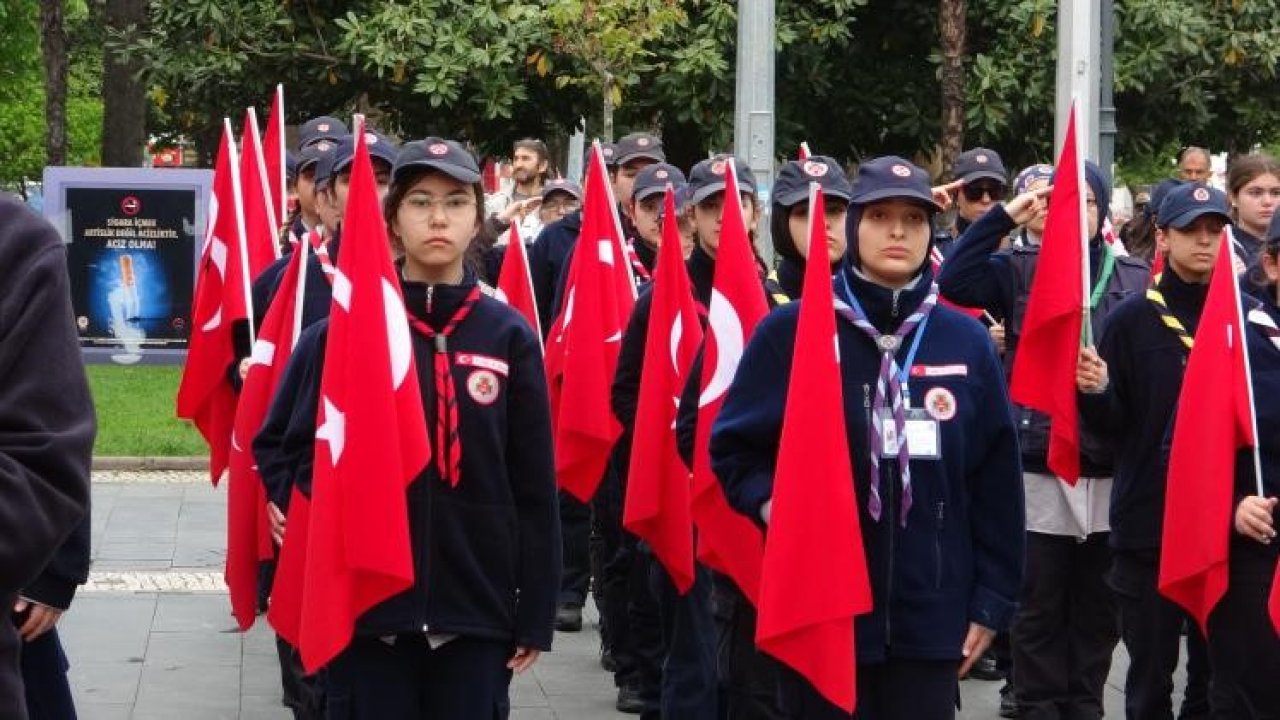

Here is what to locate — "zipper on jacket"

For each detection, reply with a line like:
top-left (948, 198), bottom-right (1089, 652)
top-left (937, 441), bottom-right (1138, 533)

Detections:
top-left (426, 285), bottom-right (435, 315)
top-left (417, 336), bottom-right (437, 633)
top-left (885, 458), bottom-right (895, 646)
top-left (891, 290), bottom-right (901, 318)
top-left (934, 500), bottom-right (945, 589)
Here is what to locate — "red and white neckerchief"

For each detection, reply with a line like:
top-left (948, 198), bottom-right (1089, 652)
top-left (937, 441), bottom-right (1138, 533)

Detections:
top-left (405, 285), bottom-right (483, 486)
top-left (626, 240), bottom-right (652, 284)
top-left (308, 229), bottom-right (336, 283)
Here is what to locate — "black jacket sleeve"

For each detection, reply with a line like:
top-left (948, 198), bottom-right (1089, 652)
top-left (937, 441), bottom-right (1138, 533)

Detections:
top-left (253, 321), bottom-right (327, 509)
top-left (505, 327), bottom-right (562, 650)
top-left (936, 204), bottom-right (1019, 319)
top-left (21, 516), bottom-right (90, 610)
top-left (675, 350), bottom-right (703, 469)
top-left (611, 290), bottom-right (654, 430)
top-left (0, 199), bottom-right (94, 597)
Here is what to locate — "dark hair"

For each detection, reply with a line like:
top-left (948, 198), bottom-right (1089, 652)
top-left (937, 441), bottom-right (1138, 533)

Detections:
top-left (769, 197), bottom-right (850, 265)
top-left (383, 166), bottom-right (489, 274)
top-left (513, 138), bottom-right (552, 179)
top-left (1226, 153), bottom-right (1280, 198)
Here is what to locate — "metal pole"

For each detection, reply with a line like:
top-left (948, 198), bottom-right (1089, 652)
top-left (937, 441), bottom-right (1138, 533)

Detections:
top-left (733, 0), bottom-right (776, 260)
top-left (1098, 0), bottom-right (1117, 178)
top-left (1054, 0), bottom-right (1100, 160)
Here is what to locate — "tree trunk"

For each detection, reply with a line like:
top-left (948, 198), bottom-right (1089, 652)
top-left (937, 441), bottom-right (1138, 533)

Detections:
top-left (40, 0), bottom-right (67, 166)
top-left (601, 71), bottom-right (615, 143)
top-left (939, 0), bottom-right (967, 174)
top-left (102, 0), bottom-right (149, 167)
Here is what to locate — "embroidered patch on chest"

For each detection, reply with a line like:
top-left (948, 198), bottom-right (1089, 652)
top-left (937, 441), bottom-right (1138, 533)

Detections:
top-left (924, 386), bottom-right (957, 421)
top-left (456, 353), bottom-right (510, 376)
top-left (467, 369), bottom-right (501, 405)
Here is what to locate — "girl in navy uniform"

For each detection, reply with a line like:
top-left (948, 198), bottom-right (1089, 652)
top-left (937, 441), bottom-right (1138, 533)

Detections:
top-left (1226, 153), bottom-right (1280, 296)
top-left (711, 156), bottom-right (1025, 720)
top-left (254, 137), bottom-right (561, 719)
top-left (768, 156), bottom-right (853, 301)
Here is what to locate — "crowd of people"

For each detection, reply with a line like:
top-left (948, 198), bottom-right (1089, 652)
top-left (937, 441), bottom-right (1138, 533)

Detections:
top-left (211, 115), bottom-right (1280, 720)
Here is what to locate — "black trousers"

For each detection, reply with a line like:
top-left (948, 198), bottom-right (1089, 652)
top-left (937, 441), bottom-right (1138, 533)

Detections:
top-left (275, 634), bottom-right (325, 719)
top-left (20, 628), bottom-right (75, 720)
top-left (780, 657), bottom-right (960, 720)
top-left (713, 574), bottom-right (790, 719)
top-left (1012, 532), bottom-right (1118, 720)
top-left (1108, 549), bottom-right (1209, 720)
top-left (325, 635), bottom-right (512, 719)
top-left (558, 489), bottom-right (592, 608)
top-left (631, 547), bottom-right (665, 717)
top-left (1206, 550), bottom-right (1280, 719)
top-left (650, 558), bottom-right (718, 719)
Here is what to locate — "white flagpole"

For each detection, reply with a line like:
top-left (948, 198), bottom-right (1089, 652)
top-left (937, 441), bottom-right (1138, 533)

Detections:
top-left (594, 140), bottom-right (638, 298)
top-left (246, 106), bottom-right (280, 257)
top-left (1225, 231), bottom-right (1265, 497)
top-left (275, 84), bottom-right (288, 227)
top-left (1074, 99), bottom-right (1094, 348)
top-left (225, 117), bottom-right (256, 347)
top-left (292, 235), bottom-right (310, 348)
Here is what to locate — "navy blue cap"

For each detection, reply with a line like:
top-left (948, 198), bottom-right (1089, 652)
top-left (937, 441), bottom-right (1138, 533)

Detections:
top-left (849, 156), bottom-right (942, 211)
top-left (1146, 179), bottom-right (1182, 220)
top-left (772, 156), bottom-right (853, 207)
top-left (632, 163), bottom-right (687, 202)
top-left (541, 177), bottom-right (582, 201)
top-left (330, 131), bottom-right (399, 177)
top-left (392, 138), bottom-right (481, 185)
top-left (298, 116), bottom-right (348, 150)
top-left (1267, 206), bottom-right (1280, 248)
top-left (614, 132), bottom-right (665, 166)
top-left (296, 138), bottom-right (338, 174)
top-left (285, 151), bottom-right (298, 182)
top-left (1157, 182), bottom-right (1230, 229)
top-left (1013, 164), bottom-right (1054, 195)
top-left (313, 135), bottom-right (348, 190)
top-left (600, 142), bottom-right (617, 167)
top-left (953, 147), bottom-right (1008, 184)
top-left (687, 155), bottom-right (756, 205)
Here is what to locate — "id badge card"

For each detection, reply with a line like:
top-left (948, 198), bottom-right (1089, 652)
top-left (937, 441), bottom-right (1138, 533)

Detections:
top-left (877, 408), bottom-right (941, 460)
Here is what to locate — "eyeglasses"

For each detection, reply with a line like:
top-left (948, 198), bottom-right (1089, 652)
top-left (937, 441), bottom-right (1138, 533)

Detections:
top-left (542, 198), bottom-right (580, 214)
top-left (402, 194), bottom-right (476, 219)
top-left (962, 183), bottom-right (1006, 202)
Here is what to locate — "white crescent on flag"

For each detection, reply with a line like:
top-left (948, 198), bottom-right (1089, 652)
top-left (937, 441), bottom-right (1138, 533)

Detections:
top-left (698, 289), bottom-right (744, 408)
top-left (382, 278), bottom-right (412, 389)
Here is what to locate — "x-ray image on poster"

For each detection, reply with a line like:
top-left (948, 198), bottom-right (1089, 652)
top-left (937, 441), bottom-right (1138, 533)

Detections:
top-left (64, 187), bottom-right (197, 361)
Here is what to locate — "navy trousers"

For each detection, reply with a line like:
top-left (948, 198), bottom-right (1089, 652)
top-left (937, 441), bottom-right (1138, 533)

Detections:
top-left (20, 628), bottom-right (76, 720)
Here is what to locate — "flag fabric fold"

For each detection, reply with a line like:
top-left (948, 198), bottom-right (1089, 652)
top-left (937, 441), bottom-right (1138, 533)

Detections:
top-left (262, 85), bottom-right (288, 226)
top-left (623, 188), bottom-right (703, 594)
top-left (495, 222), bottom-right (542, 351)
top-left (225, 237), bottom-right (309, 630)
top-left (690, 158), bottom-right (769, 602)
top-left (295, 120), bottom-right (432, 672)
top-left (1010, 105), bottom-right (1086, 485)
top-left (757, 185), bottom-right (872, 714)
top-left (547, 142), bottom-right (636, 502)
top-left (239, 108), bottom-right (282, 280)
top-left (176, 119), bottom-right (252, 485)
top-left (1158, 232), bottom-right (1256, 633)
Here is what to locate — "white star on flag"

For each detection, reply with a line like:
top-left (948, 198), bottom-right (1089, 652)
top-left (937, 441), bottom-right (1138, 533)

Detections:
top-left (315, 396), bottom-right (346, 466)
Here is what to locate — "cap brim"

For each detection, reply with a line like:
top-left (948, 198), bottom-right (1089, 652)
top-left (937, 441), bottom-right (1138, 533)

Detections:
top-left (852, 187), bottom-right (943, 213)
top-left (774, 186), bottom-right (851, 207)
top-left (542, 188), bottom-right (581, 201)
top-left (296, 157), bottom-right (321, 172)
top-left (1164, 207), bottom-right (1230, 230)
top-left (616, 151), bottom-right (665, 166)
top-left (632, 186), bottom-right (668, 202)
top-left (690, 181), bottom-right (757, 205)
top-left (395, 159), bottom-right (481, 185)
top-left (960, 170), bottom-right (1007, 184)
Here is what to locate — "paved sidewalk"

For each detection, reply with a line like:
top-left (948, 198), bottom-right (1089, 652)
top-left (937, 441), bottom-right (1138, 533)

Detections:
top-left (59, 473), bottom-right (1195, 719)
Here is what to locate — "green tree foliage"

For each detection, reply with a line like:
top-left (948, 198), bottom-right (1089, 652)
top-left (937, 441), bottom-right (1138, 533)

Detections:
top-left (103, 0), bottom-right (1280, 178)
top-left (0, 1), bottom-right (102, 186)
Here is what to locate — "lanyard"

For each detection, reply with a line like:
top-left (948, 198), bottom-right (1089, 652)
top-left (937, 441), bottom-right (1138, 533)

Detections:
top-left (1088, 244), bottom-right (1116, 310)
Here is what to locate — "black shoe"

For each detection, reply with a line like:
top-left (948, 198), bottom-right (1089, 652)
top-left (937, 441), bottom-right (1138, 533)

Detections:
top-left (616, 684), bottom-right (645, 714)
top-left (965, 653), bottom-right (1004, 681)
top-left (600, 646), bottom-right (617, 673)
top-left (554, 604), bottom-right (583, 632)
top-left (998, 681), bottom-right (1021, 718)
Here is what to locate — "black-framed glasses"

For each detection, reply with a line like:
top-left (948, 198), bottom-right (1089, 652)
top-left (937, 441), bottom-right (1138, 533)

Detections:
top-left (962, 182), bottom-right (1006, 202)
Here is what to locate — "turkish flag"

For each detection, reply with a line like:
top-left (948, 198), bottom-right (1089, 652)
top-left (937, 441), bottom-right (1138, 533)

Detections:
top-left (1270, 562), bottom-right (1280, 635)
top-left (623, 188), bottom-right (703, 593)
top-left (495, 223), bottom-right (543, 351)
top-left (176, 119), bottom-right (253, 485)
top-left (547, 142), bottom-right (636, 502)
top-left (296, 119), bottom-right (432, 672)
top-left (225, 237), bottom-right (309, 630)
top-left (268, 486), bottom-right (311, 647)
top-left (757, 185), bottom-right (872, 714)
top-left (691, 158), bottom-right (769, 602)
top-left (262, 85), bottom-right (288, 227)
top-left (1010, 105), bottom-right (1086, 485)
top-left (797, 142), bottom-right (811, 161)
top-left (239, 108), bottom-right (282, 279)
top-left (1158, 232), bottom-right (1256, 633)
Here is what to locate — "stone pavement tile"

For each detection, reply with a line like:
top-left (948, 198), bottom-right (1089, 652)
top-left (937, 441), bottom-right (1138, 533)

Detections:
top-left (60, 595), bottom-right (156, 664)
top-left (71, 702), bottom-right (131, 720)
top-left (152, 594), bottom-right (240, 633)
top-left (101, 500), bottom-right (180, 541)
top-left (172, 533), bottom-right (227, 568)
top-left (179, 499), bottom-right (229, 532)
top-left (539, 693), bottom-right (628, 719)
top-left (132, 662), bottom-right (241, 719)
top-left (96, 540), bottom-right (176, 564)
top-left (239, 695), bottom-right (291, 720)
top-left (241, 655), bottom-right (284, 697)
top-left (66, 661), bottom-right (143, 706)
top-left (510, 710), bottom-right (556, 720)
top-left (243, 622), bottom-right (279, 656)
top-left (510, 671), bottom-right (550, 708)
top-left (145, 630), bottom-right (242, 667)
top-left (185, 484), bottom-right (230, 505)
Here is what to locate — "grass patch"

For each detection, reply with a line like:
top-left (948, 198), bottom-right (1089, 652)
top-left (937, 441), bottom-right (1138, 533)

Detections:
top-left (88, 365), bottom-right (207, 457)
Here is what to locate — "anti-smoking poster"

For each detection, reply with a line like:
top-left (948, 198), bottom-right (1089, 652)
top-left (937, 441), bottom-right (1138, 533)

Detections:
top-left (64, 187), bottom-right (197, 358)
